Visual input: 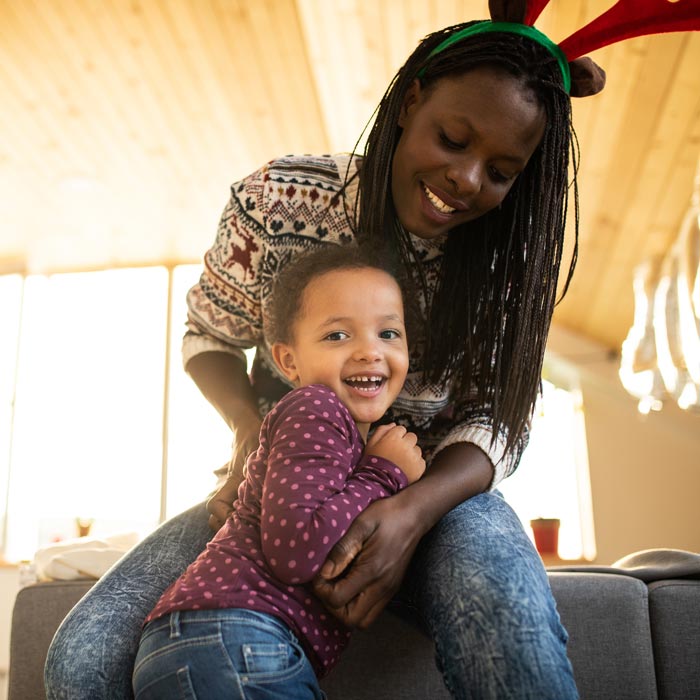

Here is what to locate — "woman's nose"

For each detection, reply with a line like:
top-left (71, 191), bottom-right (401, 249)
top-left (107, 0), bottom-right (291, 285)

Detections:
top-left (446, 156), bottom-right (482, 196)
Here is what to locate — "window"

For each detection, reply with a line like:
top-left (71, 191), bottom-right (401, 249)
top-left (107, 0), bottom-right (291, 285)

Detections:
top-left (0, 268), bottom-right (594, 563)
top-left (499, 364), bottom-right (596, 561)
top-left (4, 269), bottom-right (168, 560)
top-left (0, 266), bottom-right (236, 562)
top-left (0, 275), bottom-right (24, 557)
top-left (163, 265), bottom-right (238, 519)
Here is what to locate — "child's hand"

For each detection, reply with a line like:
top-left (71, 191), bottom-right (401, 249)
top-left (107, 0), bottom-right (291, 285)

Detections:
top-left (365, 423), bottom-right (425, 484)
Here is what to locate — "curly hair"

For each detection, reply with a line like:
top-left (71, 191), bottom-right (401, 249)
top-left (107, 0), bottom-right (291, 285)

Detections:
top-left (347, 22), bottom-right (579, 456)
top-left (264, 244), bottom-right (409, 346)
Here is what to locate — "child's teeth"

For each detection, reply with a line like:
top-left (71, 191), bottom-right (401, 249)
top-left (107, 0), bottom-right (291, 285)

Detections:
top-left (345, 375), bottom-right (383, 391)
top-left (424, 185), bottom-right (455, 214)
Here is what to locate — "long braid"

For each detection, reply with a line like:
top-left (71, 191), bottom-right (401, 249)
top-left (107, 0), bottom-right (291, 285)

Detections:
top-left (347, 23), bottom-right (579, 457)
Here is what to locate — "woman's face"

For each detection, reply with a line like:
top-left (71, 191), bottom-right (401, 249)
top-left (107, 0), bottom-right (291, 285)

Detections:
top-left (391, 66), bottom-right (546, 240)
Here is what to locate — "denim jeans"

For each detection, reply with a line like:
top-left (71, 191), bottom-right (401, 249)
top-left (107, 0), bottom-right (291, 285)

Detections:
top-left (398, 491), bottom-right (579, 699)
top-left (45, 502), bottom-right (213, 700)
top-left (45, 494), bottom-right (578, 700)
top-left (133, 609), bottom-right (324, 699)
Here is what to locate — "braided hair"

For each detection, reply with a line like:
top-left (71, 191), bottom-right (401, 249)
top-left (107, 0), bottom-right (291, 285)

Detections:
top-left (349, 22), bottom-right (579, 457)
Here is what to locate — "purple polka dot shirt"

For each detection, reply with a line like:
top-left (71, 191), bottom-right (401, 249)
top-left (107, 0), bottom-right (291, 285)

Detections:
top-left (145, 384), bottom-right (408, 676)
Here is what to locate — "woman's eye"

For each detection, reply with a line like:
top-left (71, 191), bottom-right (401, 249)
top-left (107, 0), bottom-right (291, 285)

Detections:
top-left (439, 131), bottom-right (464, 150)
top-left (489, 167), bottom-right (513, 184)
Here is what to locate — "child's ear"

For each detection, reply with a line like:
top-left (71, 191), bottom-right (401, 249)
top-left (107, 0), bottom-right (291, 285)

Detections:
top-left (398, 78), bottom-right (422, 128)
top-left (271, 342), bottom-right (300, 383)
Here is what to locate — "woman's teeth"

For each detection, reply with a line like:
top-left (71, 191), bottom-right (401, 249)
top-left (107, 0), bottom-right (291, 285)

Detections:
top-left (345, 375), bottom-right (384, 391)
top-left (423, 185), bottom-right (456, 214)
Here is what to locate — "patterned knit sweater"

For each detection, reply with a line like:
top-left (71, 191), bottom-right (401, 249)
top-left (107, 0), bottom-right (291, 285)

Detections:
top-left (183, 154), bottom-right (520, 486)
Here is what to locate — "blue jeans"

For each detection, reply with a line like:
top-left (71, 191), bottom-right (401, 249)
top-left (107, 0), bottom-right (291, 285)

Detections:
top-left (133, 609), bottom-right (324, 699)
top-left (45, 502), bottom-right (213, 700)
top-left (398, 492), bottom-right (578, 699)
top-left (45, 494), bottom-right (578, 700)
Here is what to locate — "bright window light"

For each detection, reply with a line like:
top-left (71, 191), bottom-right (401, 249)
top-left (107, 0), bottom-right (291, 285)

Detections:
top-left (164, 265), bottom-right (238, 518)
top-left (0, 275), bottom-right (24, 555)
top-left (0, 265), bottom-right (593, 566)
top-left (500, 374), bottom-right (596, 561)
top-left (4, 268), bottom-right (168, 561)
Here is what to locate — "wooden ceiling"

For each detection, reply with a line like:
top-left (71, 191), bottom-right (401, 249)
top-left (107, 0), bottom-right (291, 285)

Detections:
top-left (2, 0), bottom-right (699, 353)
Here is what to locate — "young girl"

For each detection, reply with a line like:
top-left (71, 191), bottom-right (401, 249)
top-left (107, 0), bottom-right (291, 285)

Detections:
top-left (48, 4), bottom-right (699, 698)
top-left (131, 246), bottom-right (424, 699)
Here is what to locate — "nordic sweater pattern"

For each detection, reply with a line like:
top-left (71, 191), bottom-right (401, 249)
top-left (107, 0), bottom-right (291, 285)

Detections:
top-left (183, 154), bottom-right (520, 485)
top-left (146, 384), bottom-right (408, 676)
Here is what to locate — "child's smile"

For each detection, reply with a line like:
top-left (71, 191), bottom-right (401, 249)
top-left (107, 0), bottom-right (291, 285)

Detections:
top-left (343, 374), bottom-right (387, 395)
top-left (272, 267), bottom-right (409, 439)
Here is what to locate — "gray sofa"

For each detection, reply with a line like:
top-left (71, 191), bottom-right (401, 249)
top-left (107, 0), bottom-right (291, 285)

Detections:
top-left (9, 563), bottom-right (700, 699)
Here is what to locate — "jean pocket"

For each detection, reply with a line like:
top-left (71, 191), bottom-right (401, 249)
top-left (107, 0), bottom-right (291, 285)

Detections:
top-left (242, 643), bottom-right (294, 674)
top-left (134, 665), bottom-right (197, 700)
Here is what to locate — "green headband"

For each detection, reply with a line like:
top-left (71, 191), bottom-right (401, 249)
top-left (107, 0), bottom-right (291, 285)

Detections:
top-left (417, 21), bottom-right (571, 94)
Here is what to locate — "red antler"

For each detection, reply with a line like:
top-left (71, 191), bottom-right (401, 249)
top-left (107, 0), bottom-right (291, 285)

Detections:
top-left (523, 0), bottom-right (553, 26)
top-left (559, 0), bottom-right (700, 60)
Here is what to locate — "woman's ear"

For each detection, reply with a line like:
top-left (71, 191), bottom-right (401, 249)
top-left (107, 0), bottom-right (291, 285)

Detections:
top-left (398, 78), bottom-right (422, 128)
top-left (271, 342), bottom-right (300, 383)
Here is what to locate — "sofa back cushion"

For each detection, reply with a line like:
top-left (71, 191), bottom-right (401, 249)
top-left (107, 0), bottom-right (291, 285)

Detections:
top-left (648, 579), bottom-right (700, 700)
top-left (549, 572), bottom-right (657, 700)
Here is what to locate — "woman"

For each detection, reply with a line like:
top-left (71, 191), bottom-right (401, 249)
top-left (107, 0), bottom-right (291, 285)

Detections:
top-left (47, 17), bottom-right (582, 700)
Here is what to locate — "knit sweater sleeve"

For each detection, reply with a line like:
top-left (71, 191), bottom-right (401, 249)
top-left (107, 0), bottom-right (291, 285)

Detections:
top-left (182, 163), bottom-right (271, 368)
top-left (259, 385), bottom-right (408, 584)
top-left (432, 402), bottom-right (529, 489)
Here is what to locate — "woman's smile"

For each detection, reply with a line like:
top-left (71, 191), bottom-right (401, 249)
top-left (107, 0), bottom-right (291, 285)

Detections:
top-left (391, 67), bottom-right (546, 240)
top-left (421, 182), bottom-right (470, 218)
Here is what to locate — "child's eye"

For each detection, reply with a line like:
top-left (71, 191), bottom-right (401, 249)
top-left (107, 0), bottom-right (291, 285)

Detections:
top-left (379, 329), bottom-right (401, 340)
top-left (324, 331), bottom-right (348, 341)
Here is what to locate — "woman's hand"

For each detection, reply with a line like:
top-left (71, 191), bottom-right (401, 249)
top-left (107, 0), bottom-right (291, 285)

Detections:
top-left (312, 490), bottom-right (423, 629)
top-left (206, 416), bottom-right (261, 531)
top-left (312, 443), bottom-right (494, 629)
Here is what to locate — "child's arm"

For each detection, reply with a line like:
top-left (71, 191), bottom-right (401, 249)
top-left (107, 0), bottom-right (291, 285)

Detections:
top-left (259, 386), bottom-right (408, 584)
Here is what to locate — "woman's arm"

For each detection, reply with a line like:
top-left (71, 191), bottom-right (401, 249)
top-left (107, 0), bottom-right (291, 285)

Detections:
top-left (440, 397), bottom-right (529, 489)
top-left (186, 351), bottom-right (262, 528)
top-left (313, 442), bottom-right (492, 629)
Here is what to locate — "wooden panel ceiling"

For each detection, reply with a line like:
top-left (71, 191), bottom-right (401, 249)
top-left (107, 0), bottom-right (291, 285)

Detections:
top-left (1, 0), bottom-right (699, 353)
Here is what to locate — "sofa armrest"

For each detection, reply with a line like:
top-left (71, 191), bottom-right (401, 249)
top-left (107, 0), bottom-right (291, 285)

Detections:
top-left (9, 580), bottom-right (95, 700)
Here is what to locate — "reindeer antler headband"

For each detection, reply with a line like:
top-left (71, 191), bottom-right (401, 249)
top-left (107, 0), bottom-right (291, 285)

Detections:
top-left (419, 0), bottom-right (700, 97)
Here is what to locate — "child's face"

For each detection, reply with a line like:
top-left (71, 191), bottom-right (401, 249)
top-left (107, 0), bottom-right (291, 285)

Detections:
top-left (272, 267), bottom-right (409, 438)
top-left (391, 66), bottom-right (546, 240)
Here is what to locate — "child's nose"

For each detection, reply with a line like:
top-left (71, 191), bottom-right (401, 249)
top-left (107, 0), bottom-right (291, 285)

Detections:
top-left (352, 338), bottom-right (382, 362)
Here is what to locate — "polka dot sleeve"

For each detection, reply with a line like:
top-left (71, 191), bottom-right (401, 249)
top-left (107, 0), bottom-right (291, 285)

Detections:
top-left (259, 385), bottom-right (407, 584)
